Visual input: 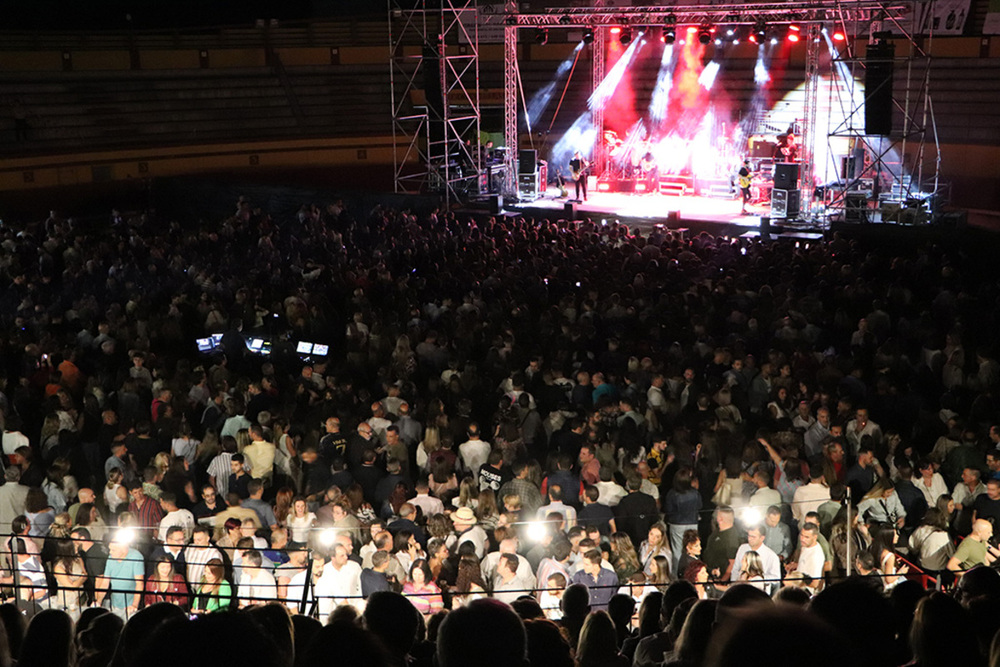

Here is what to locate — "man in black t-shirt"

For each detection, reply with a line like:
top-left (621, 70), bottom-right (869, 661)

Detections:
top-left (569, 152), bottom-right (589, 201)
top-left (738, 160), bottom-right (752, 214)
top-left (973, 478), bottom-right (1000, 529)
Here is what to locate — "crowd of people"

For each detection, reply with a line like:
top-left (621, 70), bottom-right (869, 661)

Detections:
top-left (0, 197), bottom-right (998, 666)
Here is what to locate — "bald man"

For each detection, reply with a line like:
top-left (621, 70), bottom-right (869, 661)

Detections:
top-left (948, 519), bottom-right (1000, 573)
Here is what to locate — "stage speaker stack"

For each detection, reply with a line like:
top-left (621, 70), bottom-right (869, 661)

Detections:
top-left (773, 163), bottom-right (799, 189)
top-left (518, 149), bottom-right (536, 175)
top-left (865, 41), bottom-right (895, 136)
top-left (771, 189), bottom-right (801, 219)
top-left (517, 149), bottom-right (540, 200)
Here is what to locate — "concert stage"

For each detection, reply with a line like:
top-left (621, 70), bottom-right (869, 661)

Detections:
top-left (504, 186), bottom-right (822, 238)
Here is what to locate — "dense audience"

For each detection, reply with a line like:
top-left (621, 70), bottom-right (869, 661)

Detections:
top-left (0, 198), bottom-right (998, 666)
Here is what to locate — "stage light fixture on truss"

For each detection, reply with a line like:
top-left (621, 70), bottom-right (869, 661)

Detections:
top-left (619, 27), bottom-right (633, 45)
top-left (787, 23), bottom-right (801, 42)
top-left (698, 24), bottom-right (713, 45)
top-left (583, 28), bottom-right (595, 44)
top-left (664, 26), bottom-right (676, 44)
top-left (558, 15), bottom-right (571, 25)
top-left (666, 13), bottom-right (677, 25)
top-left (534, 27), bottom-right (549, 45)
top-left (749, 19), bottom-right (767, 44)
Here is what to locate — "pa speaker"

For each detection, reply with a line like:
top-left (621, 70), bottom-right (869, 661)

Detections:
top-left (865, 42), bottom-right (895, 136)
top-left (518, 149), bottom-right (537, 175)
top-left (773, 163), bottom-right (799, 190)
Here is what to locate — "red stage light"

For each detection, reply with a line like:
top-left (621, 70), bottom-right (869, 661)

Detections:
top-left (610, 27), bottom-right (621, 34)
top-left (749, 34), bottom-right (758, 44)
top-left (833, 30), bottom-right (846, 41)
top-left (686, 26), bottom-right (697, 34)
top-left (788, 33), bottom-right (800, 42)
top-left (598, 182), bottom-right (611, 192)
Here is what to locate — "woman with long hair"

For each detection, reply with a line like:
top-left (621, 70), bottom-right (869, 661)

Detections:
top-left (650, 556), bottom-right (671, 591)
top-left (870, 523), bottom-right (909, 588)
top-left (402, 559), bottom-right (444, 617)
top-left (143, 556), bottom-right (189, 609)
top-left (104, 468), bottom-right (128, 516)
top-left (191, 559), bottom-right (232, 613)
top-left (24, 487), bottom-right (55, 537)
top-left (272, 487), bottom-right (295, 527)
top-left (452, 476), bottom-right (479, 510)
top-left (51, 539), bottom-right (87, 619)
top-left (830, 505), bottom-right (871, 575)
top-left (453, 552), bottom-right (487, 606)
top-left (287, 496), bottom-right (316, 546)
top-left (72, 502), bottom-right (107, 542)
top-left (476, 488), bottom-right (500, 531)
top-left (909, 508), bottom-right (955, 571)
top-left (638, 522), bottom-right (672, 578)
top-left (576, 610), bottom-right (629, 667)
top-left (738, 550), bottom-right (766, 590)
top-left (610, 532), bottom-right (641, 581)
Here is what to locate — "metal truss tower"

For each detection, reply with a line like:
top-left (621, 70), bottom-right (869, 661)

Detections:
top-left (388, 0), bottom-right (482, 206)
top-left (823, 0), bottom-right (939, 223)
top-left (503, 0), bottom-right (518, 200)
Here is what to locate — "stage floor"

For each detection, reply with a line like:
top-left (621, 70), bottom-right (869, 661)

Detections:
top-left (506, 186), bottom-right (778, 235)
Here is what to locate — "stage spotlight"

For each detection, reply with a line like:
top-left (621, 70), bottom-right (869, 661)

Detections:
top-left (787, 23), bottom-right (801, 42)
top-left (558, 15), bottom-right (571, 25)
top-left (752, 20), bottom-right (767, 43)
top-left (666, 14), bottom-right (677, 24)
top-left (583, 28), bottom-right (595, 44)
top-left (610, 26), bottom-right (621, 35)
top-left (698, 26), bottom-right (712, 44)
top-left (534, 28), bottom-right (549, 45)
top-left (832, 29), bottom-right (846, 41)
top-left (504, 15), bottom-right (517, 26)
top-left (664, 27), bottom-right (676, 44)
top-left (619, 27), bottom-right (632, 44)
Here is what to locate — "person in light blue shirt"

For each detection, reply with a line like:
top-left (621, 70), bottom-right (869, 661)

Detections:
top-left (100, 536), bottom-right (145, 616)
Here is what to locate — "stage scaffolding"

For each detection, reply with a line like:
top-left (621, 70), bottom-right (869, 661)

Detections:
top-left (388, 0), bottom-right (482, 206)
top-left (820, 0), bottom-right (941, 225)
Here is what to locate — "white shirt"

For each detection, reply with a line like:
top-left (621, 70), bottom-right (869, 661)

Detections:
top-left (749, 486), bottom-right (783, 510)
top-left (536, 501), bottom-right (577, 528)
top-left (481, 552), bottom-right (536, 588)
top-left (798, 542), bottom-right (826, 579)
top-left (238, 569), bottom-right (278, 606)
top-left (459, 439), bottom-right (491, 475)
top-left (595, 481), bottom-right (627, 507)
top-left (411, 493), bottom-right (445, 518)
top-left (315, 560), bottom-right (363, 617)
top-left (159, 509), bottom-right (196, 543)
top-left (792, 482), bottom-right (831, 525)
top-left (731, 543), bottom-right (781, 593)
top-left (917, 473), bottom-right (949, 506)
top-left (455, 525), bottom-right (488, 559)
top-left (184, 543), bottom-right (223, 588)
top-left (1, 431), bottom-right (28, 458)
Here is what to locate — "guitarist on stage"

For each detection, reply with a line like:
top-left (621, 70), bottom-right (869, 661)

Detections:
top-left (738, 160), bottom-right (753, 214)
top-left (569, 151), bottom-right (589, 202)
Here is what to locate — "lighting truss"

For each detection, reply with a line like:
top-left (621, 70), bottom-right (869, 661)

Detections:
top-left (483, 2), bottom-right (911, 29)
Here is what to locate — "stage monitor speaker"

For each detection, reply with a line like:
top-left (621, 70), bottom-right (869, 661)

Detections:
top-left (564, 202), bottom-right (578, 219)
top-left (760, 216), bottom-right (771, 238)
top-left (487, 194), bottom-right (502, 215)
top-left (865, 41), bottom-right (895, 136)
top-left (518, 149), bottom-right (537, 175)
top-left (773, 163), bottom-right (799, 190)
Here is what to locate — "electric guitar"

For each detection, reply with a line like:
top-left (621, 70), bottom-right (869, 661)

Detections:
top-left (738, 173), bottom-right (752, 189)
top-left (571, 160), bottom-right (589, 181)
